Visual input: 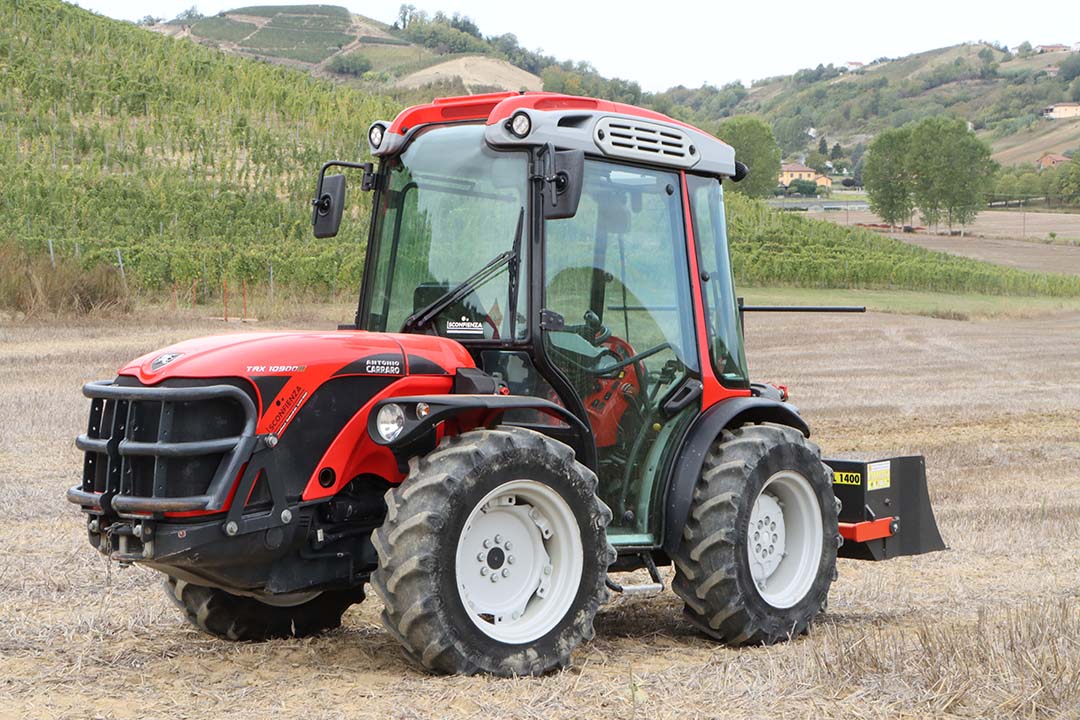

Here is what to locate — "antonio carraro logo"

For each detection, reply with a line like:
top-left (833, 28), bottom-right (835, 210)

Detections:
top-left (446, 315), bottom-right (484, 335)
top-left (150, 352), bottom-right (183, 370)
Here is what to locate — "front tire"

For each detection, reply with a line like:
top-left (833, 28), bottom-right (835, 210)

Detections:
top-left (672, 423), bottom-right (838, 645)
top-left (371, 427), bottom-right (614, 676)
top-left (164, 576), bottom-right (364, 641)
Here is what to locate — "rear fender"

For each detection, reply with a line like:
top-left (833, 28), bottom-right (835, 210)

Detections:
top-left (661, 397), bottom-right (810, 555)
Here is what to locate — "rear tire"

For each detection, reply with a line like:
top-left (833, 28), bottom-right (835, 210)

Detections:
top-left (671, 423), bottom-right (838, 645)
top-left (164, 576), bottom-right (364, 641)
top-left (371, 426), bottom-right (614, 676)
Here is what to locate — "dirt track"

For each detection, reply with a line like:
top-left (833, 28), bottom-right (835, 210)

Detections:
top-left (809, 208), bottom-right (1080, 276)
top-left (2, 308), bottom-right (1079, 719)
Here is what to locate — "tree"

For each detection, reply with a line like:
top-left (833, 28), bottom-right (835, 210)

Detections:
top-left (170, 6), bottom-right (202, 24)
top-left (818, 136), bottom-right (828, 155)
top-left (805, 151), bottom-right (830, 175)
top-left (397, 4), bottom-right (417, 29)
top-left (715, 116), bottom-right (781, 198)
top-left (1071, 76), bottom-right (1080, 103)
top-left (863, 127), bottom-right (914, 227)
top-left (137, 15), bottom-right (163, 26)
top-left (907, 117), bottom-right (994, 231)
top-left (773, 116), bottom-right (809, 154)
top-left (1060, 54), bottom-right (1080, 83)
top-left (788, 178), bottom-right (819, 196)
top-left (830, 142), bottom-right (843, 160)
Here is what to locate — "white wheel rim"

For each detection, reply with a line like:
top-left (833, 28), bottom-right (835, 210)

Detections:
top-left (747, 470), bottom-right (823, 609)
top-left (454, 479), bottom-right (583, 644)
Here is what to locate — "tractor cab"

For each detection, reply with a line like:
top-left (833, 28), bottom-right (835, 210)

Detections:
top-left (318, 93), bottom-right (754, 548)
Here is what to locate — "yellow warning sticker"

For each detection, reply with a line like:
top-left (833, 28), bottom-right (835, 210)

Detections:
top-left (867, 460), bottom-right (891, 491)
top-left (833, 471), bottom-right (862, 486)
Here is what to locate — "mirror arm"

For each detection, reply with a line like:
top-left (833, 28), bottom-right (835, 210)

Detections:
top-left (311, 160), bottom-right (375, 224)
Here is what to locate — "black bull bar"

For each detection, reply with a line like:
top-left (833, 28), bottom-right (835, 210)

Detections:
top-left (66, 380), bottom-right (259, 515)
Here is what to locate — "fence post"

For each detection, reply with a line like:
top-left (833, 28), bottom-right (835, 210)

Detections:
top-left (269, 260), bottom-right (274, 303)
top-left (48, 239), bottom-right (55, 268)
top-left (116, 249), bottom-right (127, 290)
top-left (223, 278), bottom-right (229, 322)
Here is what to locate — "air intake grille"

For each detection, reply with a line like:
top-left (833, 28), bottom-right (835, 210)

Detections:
top-left (594, 116), bottom-right (697, 168)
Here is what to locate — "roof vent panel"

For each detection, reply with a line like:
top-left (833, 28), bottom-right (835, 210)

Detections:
top-left (594, 116), bottom-right (697, 168)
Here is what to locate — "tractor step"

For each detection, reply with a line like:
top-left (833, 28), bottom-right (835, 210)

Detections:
top-left (606, 552), bottom-right (665, 596)
top-left (824, 455), bottom-right (946, 561)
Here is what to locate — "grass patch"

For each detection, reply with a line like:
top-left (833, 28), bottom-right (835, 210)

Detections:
top-left (239, 26), bottom-right (354, 63)
top-left (353, 43), bottom-right (433, 72)
top-left (231, 5), bottom-right (349, 18)
top-left (190, 17), bottom-right (257, 43)
top-left (266, 13), bottom-right (349, 32)
top-left (740, 286), bottom-right (1080, 319)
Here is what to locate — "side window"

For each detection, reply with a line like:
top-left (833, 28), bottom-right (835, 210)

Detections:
top-left (544, 161), bottom-right (698, 394)
top-left (687, 175), bottom-right (748, 386)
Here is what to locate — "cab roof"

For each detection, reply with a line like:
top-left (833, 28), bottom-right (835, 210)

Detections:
top-left (373, 92), bottom-right (737, 178)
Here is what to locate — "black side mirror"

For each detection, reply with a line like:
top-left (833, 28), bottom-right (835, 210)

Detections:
top-left (312, 174), bottom-right (346, 239)
top-left (311, 160), bottom-right (375, 239)
top-left (543, 148), bottom-right (585, 220)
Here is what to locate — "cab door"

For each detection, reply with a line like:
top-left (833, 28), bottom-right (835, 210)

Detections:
top-left (542, 160), bottom-right (701, 544)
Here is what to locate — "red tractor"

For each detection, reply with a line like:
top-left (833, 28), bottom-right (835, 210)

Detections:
top-left (68, 92), bottom-right (943, 676)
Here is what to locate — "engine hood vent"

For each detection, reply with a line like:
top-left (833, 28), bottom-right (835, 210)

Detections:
top-left (593, 116), bottom-right (698, 168)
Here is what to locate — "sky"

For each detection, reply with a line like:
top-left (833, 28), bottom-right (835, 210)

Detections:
top-left (75, 0), bottom-right (1080, 92)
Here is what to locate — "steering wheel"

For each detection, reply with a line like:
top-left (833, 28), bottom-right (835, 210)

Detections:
top-left (565, 310), bottom-right (612, 346)
top-left (587, 342), bottom-right (670, 377)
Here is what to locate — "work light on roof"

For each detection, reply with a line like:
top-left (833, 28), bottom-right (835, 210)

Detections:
top-left (369, 123), bottom-right (385, 149)
top-left (508, 112), bottom-right (531, 138)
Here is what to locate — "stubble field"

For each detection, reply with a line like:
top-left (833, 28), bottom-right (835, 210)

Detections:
top-left (1, 305), bottom-right (1078, 719)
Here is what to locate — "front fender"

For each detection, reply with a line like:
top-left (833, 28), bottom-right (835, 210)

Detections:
top-left (368, 394), bottom-right (597, 471)
top-left (661, 397), bottom-right (810, 555)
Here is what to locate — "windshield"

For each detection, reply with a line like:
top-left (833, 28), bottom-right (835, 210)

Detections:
top-left (362, 124), bottom-right (528, 341)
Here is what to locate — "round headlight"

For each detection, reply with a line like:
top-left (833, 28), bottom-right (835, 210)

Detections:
top-left (376, 403), bottom-right (405, 442)
top-left (509, 112), bottom-right (531, 138)
top-left (369, 123), bottom-right (385, 149)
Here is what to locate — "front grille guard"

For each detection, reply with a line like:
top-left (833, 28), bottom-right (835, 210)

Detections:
top-left (67, 380), bottom-right (259, 516)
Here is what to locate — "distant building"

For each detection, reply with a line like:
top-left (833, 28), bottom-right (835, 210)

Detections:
top-left (1037, 152), bottom-right (1070, 170)
top-left (1035, 44), bottom-right (1070, 53)
top-left (1046, 66), bottom-right (1060, 78)
top-left (1043, 103), bottom-right (1080, 119)
top-left (844, 61), bottom-right (865, 72)
top-left (779, 163), bottom-right (831, 189)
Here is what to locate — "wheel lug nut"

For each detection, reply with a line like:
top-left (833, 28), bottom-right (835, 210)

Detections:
top-left (481, 567), bottom-right (489, 576)
top-left (507, 555), bottom-right (515, 565)
top-left (477, 552), bottom-right (485, 562)
top-left (773, 534), bottom-right (778, 542)
top-left (491, 574), bottom-right (500, 583)
top-left (483, 539), bottom-right (492, 548)
top-left (501, 568), bottom-right (510, 577)
top-left (771, 522), bottom-right (776, 531)
top-left (504, 541), bottom-right (512, 551)
top-left (494, 534), bottom-right (503, 544)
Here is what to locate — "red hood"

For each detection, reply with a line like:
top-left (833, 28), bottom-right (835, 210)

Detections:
top-left (120, 330), bottom-right (474, 386)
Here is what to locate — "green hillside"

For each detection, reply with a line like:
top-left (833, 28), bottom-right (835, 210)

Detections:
top-left (2, 0), bottom-right (1079, 316)
top-left (1, 0), bottom-right (398, 297)
top-left (163, 6), bottom-right (1080, 166)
